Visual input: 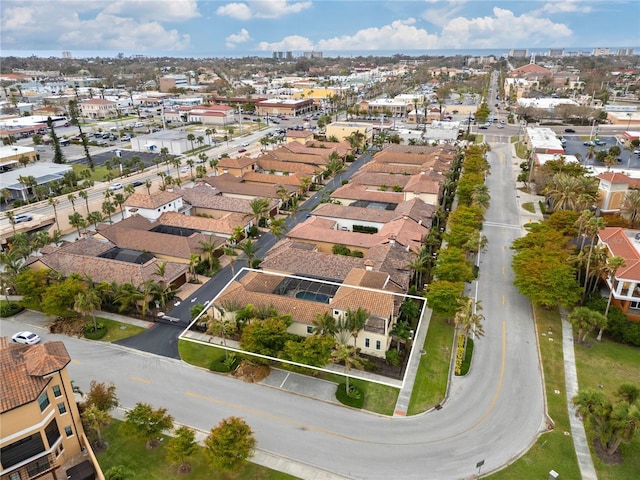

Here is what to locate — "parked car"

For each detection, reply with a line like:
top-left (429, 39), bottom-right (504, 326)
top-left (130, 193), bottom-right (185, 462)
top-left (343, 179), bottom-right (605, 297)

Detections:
top-left (564, 128), bottom-right (576, 133)
top-left (238, 148), bottom-right (247, 153)
top-left (12, 331), bottom-right (41, 345)
top-left (14, 214), bottom-right (33, 223)
top-left (108, 183), bottom-right (123, 191)
top-left (180, 166), bottom-right (189, 173)
top-left (594, 139), bottom-right (606, 146)
top-left (583, 141), bottom-right (595, 147)
top-left (130, 180), bottom-right (144, 187)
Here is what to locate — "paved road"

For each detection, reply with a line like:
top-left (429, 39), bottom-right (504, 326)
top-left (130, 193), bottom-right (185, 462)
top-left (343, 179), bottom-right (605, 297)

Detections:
top-left (117, 151), bottom-right (375, 356)
top-left (1, 142), bottom-right (549, 479)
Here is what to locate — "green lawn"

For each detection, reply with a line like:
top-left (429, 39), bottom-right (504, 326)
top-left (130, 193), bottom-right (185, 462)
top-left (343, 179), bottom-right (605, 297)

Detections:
top-left (489, 306), bottom-right (580, 479)
top-left (407, 313), bottom-right (455, 415)
top-left (521, 202), bottom-right (535, 213)
top-left (97, 420), bottom-right (295, 480)
top-left (97, 318), bottom-right (148, 342)
top-left (574, 335), bottom-right (640, 480)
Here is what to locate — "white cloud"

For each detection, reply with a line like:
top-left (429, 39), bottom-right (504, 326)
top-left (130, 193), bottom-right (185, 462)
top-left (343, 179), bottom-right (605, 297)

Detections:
top-left (226, 28), bottom-right (251, 48)
top-left (1, 2), bottom-right (191, 51)
top-left (317, 18), bottom-right (440, 51)
top-left (217, 1), bottom-right (311, 20)
top-left (102, 0), bottom-right (201, 22)
top-left (541, 1), bottom-right (592, 14)
top-left (421, 0), bottom-right (467, 27)
top-left (439, 7), bottom-right (572, 48)
top-left (257, 35), bottom-right (315, 52)
top-left (216, 2), bottom-right (253, 21)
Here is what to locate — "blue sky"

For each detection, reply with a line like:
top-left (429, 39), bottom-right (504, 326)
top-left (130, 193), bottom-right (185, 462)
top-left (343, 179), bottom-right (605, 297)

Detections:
top-left (1, 0), bottom-right (638, 57)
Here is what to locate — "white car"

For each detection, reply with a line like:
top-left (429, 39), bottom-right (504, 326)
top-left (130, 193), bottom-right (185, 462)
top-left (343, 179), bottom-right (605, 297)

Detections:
top-left (14, 214), bottom-right (33, 223)
top-left (180, 166), bottom-right (189, 173)
top-left (12, 331), bottom-right (41, 345)
top-left (108, 183), bottom-right (123, 191)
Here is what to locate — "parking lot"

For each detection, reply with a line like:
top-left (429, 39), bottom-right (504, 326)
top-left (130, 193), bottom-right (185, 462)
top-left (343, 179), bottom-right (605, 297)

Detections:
top-left (562, 135), bottom-right (640, 168)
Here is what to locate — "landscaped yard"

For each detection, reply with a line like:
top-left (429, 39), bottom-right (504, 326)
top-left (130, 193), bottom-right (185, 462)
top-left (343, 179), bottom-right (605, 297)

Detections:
top-left (97, 420), bottom-right (295, 480)
top-left (96, 318), bottom-right (148, 342)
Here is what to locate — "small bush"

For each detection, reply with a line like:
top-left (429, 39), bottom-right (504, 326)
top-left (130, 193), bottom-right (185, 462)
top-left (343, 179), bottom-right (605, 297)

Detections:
top-left (385, 349), bottom-right (400, 366)
top-left (84, 323), bottom-right (107, 340)
top-left (0, 302), bottom-right (25, 318)
top-left (335, 383), bottom-right (364, 408)
top-left (459, 338), bottom-right (474, 375)
top-left (454, 334), bottom-right (465, 375)
top-left (209, 354), bottom-right (237, 373)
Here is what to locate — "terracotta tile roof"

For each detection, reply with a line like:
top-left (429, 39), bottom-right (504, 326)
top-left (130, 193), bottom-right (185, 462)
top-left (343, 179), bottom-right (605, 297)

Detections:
top-left (159, 211), bottom-right (246, 236)
top-left (125, 191), bottom-right (182, 209)
top-left (218, 156), bottom-right (257, 169)
top-left (242, 171), bottom-right (303, 186)
top-left (379, 218), bottom-right (429, 252)
top-left (305, 140), bottom-right (351, 156)
top-left (255, 158), bottom-right (319, 175)
top-left (268, 148), bottom-right (330, 166)
top-left (261, 239), bottom-right (365, 280)
top-left (364, 243), bottom-right (413, 292)
top-left (38, 237), bottom-right (188, 285)
top-left (394, 198), bottom-right (437, 226)
top-left (312, 203), bottom-right (398, 224)
top-left (404, 172), bottom-right (443, 194)
top-left (286, 130), bottom-right (314, 139)
top-left (332, 284), bottom-right (394, 319)
top-left (287, 220), bottom-right (382, 249)
top-left (1, 340), bottom-right (70, 413)
top-left (358, 163), bottom-right (425, 175)
top-left (331, 183), bottom-right (404, 203)
top-left (182, 184), bottom-right (279, 213)
top-left (350, 172), bottom-right (412, 188)
top-left (215, 278), bottom-right (332, 325)
top-left (282, 142), bottom-right (333, 160)
top-left (202, 174), bottom-right (288, 198)
top-left (596, 172), bottom-right (632, 184)
top-left (343, 268), bottom-right (389, 290)
top-left (599, 227), bottom-right (640, 281)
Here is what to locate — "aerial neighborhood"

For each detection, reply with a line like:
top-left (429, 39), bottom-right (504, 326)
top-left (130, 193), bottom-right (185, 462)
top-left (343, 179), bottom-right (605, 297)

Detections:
top-left (1, 46), bottom-right (640, 480)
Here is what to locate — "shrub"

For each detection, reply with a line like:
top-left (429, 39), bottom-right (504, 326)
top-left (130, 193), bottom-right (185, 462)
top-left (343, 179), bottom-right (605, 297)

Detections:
top-left (459, 338), bottom-right (474, 375)
top-left (0, 302), bottom-right (24, 318)
top-left (210, 354), bottom-right (237, 373)
top-left (335, 383), bottom-right (364, 408)
top-left (385, 349), bottom-right (400, 366)
top-left (454, 334), bottom-right (465, 375)
top-left (84, 323), bottom-right (107, 340)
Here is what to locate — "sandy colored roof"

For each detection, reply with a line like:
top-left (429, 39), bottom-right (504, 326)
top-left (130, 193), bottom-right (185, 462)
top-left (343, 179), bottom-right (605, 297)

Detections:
top-left (350, 172), bottom-right (412, 188)
top-left (1, 339), bottom-right (70, 413)
top-left (331, 183), bottom-right (404, 203)
top-left (286, 130), bottom-right (314, 139)
top-left (82, 98), bottom-right (117, 105)
top-left (287, 219), bottom-right (382, 249)
top-left (269, 148), bottom-right (331, 166)
top-left (125, 191), bottom-right (182, 209)
top-left (218, 156), bottom-right (256, 169)
top-left (242, 171), bottom-right (302, 186)
top-left (305, 140), bottom-right (352, 156)
top-left (404, 172), bottom-right (443, 194)
top-left (203, 174), bottom-right (287, 198)
top-left (181, 184), bottom-right (280, 213)
top-left (38, 237), bottom-right (188, 285)
top-left (343, 267), bottom-right (389, 290)
top-left (332, 283), bottom-right (394, 319)
top-left (261, 239), bottom-right (365, 280)
top-left (312, 203), bottom-right (397, 224)
top-left (255, 158), bottom-right (319, 175)
top-left (159, 211), bottom-right (246, 236)
top-left (379, 218), bottom-right (429, 252)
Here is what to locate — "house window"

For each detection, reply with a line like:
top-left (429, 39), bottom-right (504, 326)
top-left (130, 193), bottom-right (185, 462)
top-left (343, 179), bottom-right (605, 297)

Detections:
top-left (306, 326), bottom-right (313, 334)
top-left (10, 472), bottom-right (21, 480)
top-left (52, 385), bottom-right (62, 397)
top-left (38, 391), bottom-right (50, 412)
top-left (365, 338), bottom-right (370, 348)
top-left (57, 402), bottom-right (67, 415)
top-left (64, 426), bottom-right (73, 437)
top-left (375, 340), bottom-right (381, 350)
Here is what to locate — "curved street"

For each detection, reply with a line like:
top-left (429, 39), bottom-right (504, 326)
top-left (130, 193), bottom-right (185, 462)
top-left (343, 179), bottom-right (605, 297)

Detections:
top-left (2, 139), bottom-right (549, 479)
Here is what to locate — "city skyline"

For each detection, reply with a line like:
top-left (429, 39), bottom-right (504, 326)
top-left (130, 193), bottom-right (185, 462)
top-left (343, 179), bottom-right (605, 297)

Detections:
top-left (1, 0), bottom-right (639, 58)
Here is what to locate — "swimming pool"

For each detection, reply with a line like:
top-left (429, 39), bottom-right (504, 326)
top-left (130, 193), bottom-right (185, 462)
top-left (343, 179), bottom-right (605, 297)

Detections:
top-left (295, 291), bottom-right (330, 303)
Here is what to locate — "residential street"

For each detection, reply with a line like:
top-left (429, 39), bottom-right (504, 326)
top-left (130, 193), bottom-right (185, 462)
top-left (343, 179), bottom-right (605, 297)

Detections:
top-left (2, 142), bottom-right (549, 479)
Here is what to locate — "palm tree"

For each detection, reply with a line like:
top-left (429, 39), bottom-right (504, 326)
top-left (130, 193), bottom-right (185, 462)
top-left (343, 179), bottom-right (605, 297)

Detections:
top-left (68, 212), bottom-right (86, 240)
top-left (187, 133), bottom-right (195, 151)
top-left (112, 193), bottom-right (126, 219)
top-left (186, 159), bottom-right (195, 178)
top-left (312, 312), bottom-right (337, 336)
top-left (205, 128), bottom-right (213, 145)
top-left (454, 297), bottom-right (485, 348)
top-left (74, 288), bottom-right (101, 332)
top-left (331, 344), bottom-right (364, 395)
top-left (196, 136), bottom-right (204, 149)
top-left (87, 211), bottom-right (104, 229)
top-left (390, 320), bottom-right (412, 352)
top-left (346, 307), bottom-right (368, 349)
top-left (237, 238), bottom-right (258, 269)
top-left (82, 405), bottom-right (111, 448)
top-left (299, 177), bottom-right (312, 196)
top-left (223, 247), bottom-right (238, 276)
top-left (603, 256), bottom-right (626, 322)
top-left (5, 211), bottom-right (16, 237)
top-left (115, 283), bottom-right (144, 314)
top-left (144, 179), bottom-right (153, 195)
top-left (102, 200), bottom-right (116, 224)
top-left (582, 216), bottom-right (606, 301)
top-left (245, 197), bottom-right (270, 228)
top-left (622, 189), bottom-right (640, 227)
top-left (189, 254), bottom-right (199, 281)
top-left (268, 217), bottom-right (287, 239)
top-left (78, 190), bottom-right (90, 216)
top-left (470, 184), bottom-right (490, 210)
top-left (209, 157), bottom-right (219, 176)
top-left (198, 237), bottom-right (219, 272)
top-left (67, 193), bottom-right (77, 213)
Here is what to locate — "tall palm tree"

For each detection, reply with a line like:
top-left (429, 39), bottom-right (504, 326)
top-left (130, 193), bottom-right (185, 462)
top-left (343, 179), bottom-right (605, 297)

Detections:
top-left (102, 200), bottom-right (116, 224)
top-left (68, 212), bottom-right (86, 240)
top-left (187, 133), bottom-right (195, 151)
top-left (312, 312), bottom-right (337, 336)
top-left (237, 238), bottom-right (258, 269)
top-left (603, 256), bottom-right (626, 321)
top-left (331, 343), bottom-right (364, 394)
top-left (74, 288), bottom-right (101, 332)
top-left (582, 216), bottom-right (606, 301)
top-left (268, 217), bottom-right (287, 239)
top-left (144, 179), bottom-right (152, 195)
top-left (5, 211), bottom-right (16, 237)
top-left (470, 184), bottom-right (490, 210)
top-left (223, 247), bottom-right (238, 276)
top-left (199, 237), bottom-right (219, 272)
top-left (78, 190), bottom-right (90, 216)
top-left (87, 211), bottom-right (104, 229)
top-left (454, 297), bottom-right (486, 348)
top-left (622, 189), bottom-right (640, 227)
top-left (67, 192), bottom-right (77, 213)
top-left (346, 307), bottom-right (368, 349)
top-left (245, 197), bottom-right (270, 228)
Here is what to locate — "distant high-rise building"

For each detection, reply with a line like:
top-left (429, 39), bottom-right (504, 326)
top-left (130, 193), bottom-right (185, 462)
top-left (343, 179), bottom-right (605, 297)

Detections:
top-left (547, 49), bottom-right (564, 57)
top-left (593, 47), bottom-right (611, 56)
top-left (303, 51), bottom-right (323, 59)
top-left (509, 49), bottom-right (528, 58)
top-left (272, 51), bottom-right (293, 61)
top-left (61, 51), bottom-right (71, 59)
top-left (616, 48), bottom-right (635, 56)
